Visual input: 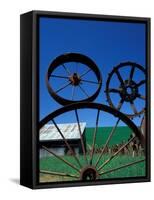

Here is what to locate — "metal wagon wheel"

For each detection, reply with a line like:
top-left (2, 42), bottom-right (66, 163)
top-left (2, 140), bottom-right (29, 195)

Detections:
top-left (105, 62), bottom-right (146, 118)
top-left (140, 114), bottom-right (146, 147)
top-left (39, 102), bottom-right (145, 182)
top-left (46, 53), bottom-right (102, 105)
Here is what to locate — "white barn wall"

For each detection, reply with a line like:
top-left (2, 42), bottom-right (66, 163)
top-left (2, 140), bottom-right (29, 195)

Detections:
top-left (40, 147), bottom-right (79, 158)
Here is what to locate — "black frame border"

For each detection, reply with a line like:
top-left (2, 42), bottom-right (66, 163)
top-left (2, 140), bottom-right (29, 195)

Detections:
top-left (21, 10), bottom-right (151, 189)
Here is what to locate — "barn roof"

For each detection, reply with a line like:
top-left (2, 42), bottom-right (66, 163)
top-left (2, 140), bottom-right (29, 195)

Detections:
top-left (40, 122), bottom-right (86, 141)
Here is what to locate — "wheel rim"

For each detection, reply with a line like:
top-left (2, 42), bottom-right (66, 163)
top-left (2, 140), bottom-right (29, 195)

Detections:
top-left (46, 53), bottom-right (102, 105)
top-left (39, 102), bottom-right (145, 182)
top-left (105, 62), bottom-right (146, 118)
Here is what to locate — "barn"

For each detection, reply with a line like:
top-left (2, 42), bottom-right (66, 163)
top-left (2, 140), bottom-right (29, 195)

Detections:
top-left (39, 122), bottom-right (86, 158)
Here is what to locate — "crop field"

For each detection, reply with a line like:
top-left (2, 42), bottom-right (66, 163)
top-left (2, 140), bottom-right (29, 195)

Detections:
top-left (39, 127), bottom-right (145, 183)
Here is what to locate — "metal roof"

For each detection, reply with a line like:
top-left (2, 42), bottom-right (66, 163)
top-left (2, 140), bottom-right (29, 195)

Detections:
top-left (40, 122), bottom-right (86, 141)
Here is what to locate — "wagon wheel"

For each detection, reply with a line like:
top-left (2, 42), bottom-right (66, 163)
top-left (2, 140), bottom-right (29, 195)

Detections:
top-left (140, 114), bottom-right (146, 147)
top-left (46, 53), bottom-right (102, 105)
top-left (39, 102), bottom-right (145, 182)
top-left (105, 62), bottom-right (146, 118)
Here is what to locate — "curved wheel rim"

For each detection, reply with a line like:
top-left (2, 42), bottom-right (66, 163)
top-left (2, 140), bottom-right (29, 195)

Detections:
top-left (46, 53), bottom-right (102, 105)
top-left (105, 62), bottom-right (146, 118)
top-left (39, 102), bottom-right (145, 182)
top-left (140, 113), bottom-right (146, 147)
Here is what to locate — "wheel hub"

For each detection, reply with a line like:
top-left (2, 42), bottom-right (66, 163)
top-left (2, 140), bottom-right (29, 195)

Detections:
top-left (80, 166), bottom-right (98, 181)
top-left (69, 73), bottom-right (81, 86)
top-left (119, 80), bottom-right (138, 102)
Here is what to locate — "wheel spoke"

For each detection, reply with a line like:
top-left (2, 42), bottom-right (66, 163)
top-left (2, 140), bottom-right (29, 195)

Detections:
top-left (78, 85), bottom-right (89, 98)
top-left (129, 65), bottom-right (135, 82)
top-left (50, 74), bottom-right (69, 79)
top-left (62, 64), bottom-right (71, 76)
top-left (40, 170), bottom-right (79, 178)
top-left (137, 94), bottom-right (146, 100)
top-left (97, 136), bottom-right (135, 171)
top-left (137, 80), bottom-right (146, 87)
top-left (89, 109), bottom-right (100, 165)
top-left (115, 70), bottom-right (124, 85)
top-left (52, 119), bottom-right (82, 168)
top-left (71, 86), bottom-right (75, 100)
top-left (130, 101), bottom-right (138, 115)
top-left (80, 69), bottom-right (91, 78)
top-left (95, 119), bottom-right (120, 167)
top-left (99, 159), bottom-right (145, 176)
top-left (55, 81), bottom-right (71, 93)
top-left (76, 62), bottom-right (78, 74)
top-left (117, 99), bottom-right (124, 110)
top-left (108, 88), bottom-right (121, 93)
top-left (81, 79), bottom-right (99, 85)
top-left (42, 146), bottom-right (80, 173)
top-left (75, 109), bottom-right (88, 164)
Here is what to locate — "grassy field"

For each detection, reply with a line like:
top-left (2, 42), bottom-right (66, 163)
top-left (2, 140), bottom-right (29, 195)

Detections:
top-left (39, 126), bottom-right (145, 183)
top-left (40, 154), bottom-right (145, 182)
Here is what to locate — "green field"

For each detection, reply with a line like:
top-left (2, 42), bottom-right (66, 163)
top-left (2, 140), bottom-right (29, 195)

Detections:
top-left (40, 154), bottom-right (145, 182)
top-left (40, 126), bottom-right (145, 183)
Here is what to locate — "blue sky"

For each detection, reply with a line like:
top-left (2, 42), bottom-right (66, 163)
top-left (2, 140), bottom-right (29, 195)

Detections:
top-left (39, 17), bottom-right (146, 127)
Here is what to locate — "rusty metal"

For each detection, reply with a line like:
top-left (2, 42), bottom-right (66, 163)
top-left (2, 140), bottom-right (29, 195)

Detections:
top-left (52, 119), bottom-right (82, 168)
top-left (78, 85), bottom-right (89, 98)
top-left (62, 64), bottom-right (71, 76)
top-left (95, 118), bottom-right (120, 168)
top-left (69, 73), bottom-right (81, 86)
top-left (39, 103), bottom-right (143, 145)
top-left (55, 81), bottom-right (71, 93)
top-left (39, 49), bottom-right (147, 183)
top-left (140, 114), bottom-right (146, 147)
top-left (80, 166), bottom-right (99, 180)
top-left (105, 62), bottom-right (146, 118)
top-left (40, 102), bottom-right (145, 181)
top-left (89, 109), bottom-right (100, 165)
top-left (97, 136), bottom-right (136, 171)
top-left (75, 109), bottom-right (88, 164)
top-left (40, 170), bottom-right (79, 178)
top-left (46, 53), bottom-right (102, 105)
top-left (141, 114), bottom-right (146, 135)
top-left (42, 145), bottom-right (80, 173)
